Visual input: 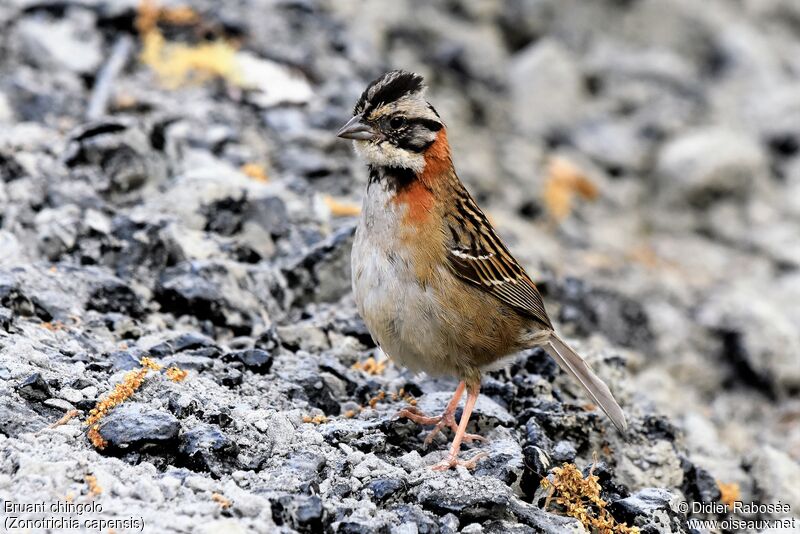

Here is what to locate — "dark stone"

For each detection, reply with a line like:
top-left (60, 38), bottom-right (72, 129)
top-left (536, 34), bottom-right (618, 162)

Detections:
top-left (0, 307), bottom-right (12, 331)
top-left (108, 349), bottom-right (147, 371)
top-left (364, 477), bottom-right (406, 503)
top-left (555, 277), bottom-right (654, 350)
top-left (0, 152), bottom-right (26, 182)
top-left (582, 461), bottom-right (630, 505)
top-left (680, 457), bottom-right (721, 504)
top-left (87, 278), bottom-right (143, 316)
top-left (298, 371), bottom-right (341, 416)
top-left (71, 378), bottom-right (95, 389)
top-left (609, 488), bottom-right (684, 529)
top-left (221, 368), bottom-right (243, 387)
top-left (332, 315), bottom-right (376, 348)
top-left (203, 196), bottom-right (247, 236)
top-left (641, 414), bottom-right (679, 441)
top-left (521, 444), bottom-right (552, 498)
top-left (520, 347), bottom-right (559, 381)
top-left (283, 224), bottom-right (355, 306)
top-left (416, 481), bottom-right (512, 522)
top-left (0, 282), bottom-right (52, 321)
top-left (336, 521), bottom-right (389, 534)
top-left (149, 332), bottom-right (216, 357)
top-left (156, 268), bottom-right (226, 325)
top-left (270, 494), bottom-right (324, 533)
top-left (96, 403), bottom-right (180, 450)
top-left (224, 348), bottom-right (273, 374)
top-left (178, 423), bottom-right (238, 477)
top-left (389, 504), bottom-right (440, 534)
top-left (716, 329), bottom-right (775, 397)
top-left (167, 393), bottom-right (201, 419)
top-left (0, 400), bottom-right (46, 436)
top-left (484, 521), bottom-right (536, 534)
top-left (255, 327), bottom-right (281, 352)
top-left (16, 373), bottom-right (52, 402)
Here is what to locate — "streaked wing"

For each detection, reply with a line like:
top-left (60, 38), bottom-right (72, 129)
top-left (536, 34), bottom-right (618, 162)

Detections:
top-left (445, 184), bottom-right (552, 329)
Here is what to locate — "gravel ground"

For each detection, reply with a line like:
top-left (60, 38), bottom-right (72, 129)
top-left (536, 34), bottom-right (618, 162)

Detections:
top-left (1, 1), bottom-right (800, 533)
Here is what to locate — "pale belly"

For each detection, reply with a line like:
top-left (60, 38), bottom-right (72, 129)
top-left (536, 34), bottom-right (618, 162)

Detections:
top-left (350, 182), bottom-right (457, 376)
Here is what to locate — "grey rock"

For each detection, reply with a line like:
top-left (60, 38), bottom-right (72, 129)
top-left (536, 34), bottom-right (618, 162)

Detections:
top-left (747, 445), bottom-right (800, 513)
top-left (16, 9), bottom-right (103, 74)
top-left (656, 128), bottom-right (769, 206)
top-left (97, 403), bottom-right (180, 450)
top-left (509, 39), bottom-right (585, 135)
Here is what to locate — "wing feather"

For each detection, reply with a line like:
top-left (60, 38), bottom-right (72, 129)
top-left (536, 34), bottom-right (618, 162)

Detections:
top-left (445, 186), bottom-right (552, 329)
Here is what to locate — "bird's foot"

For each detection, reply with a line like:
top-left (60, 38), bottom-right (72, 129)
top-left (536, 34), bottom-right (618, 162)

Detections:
top-left (395, 406), bottom-right (486, 446)
top-left (431, 451), bottom-right (488, 471)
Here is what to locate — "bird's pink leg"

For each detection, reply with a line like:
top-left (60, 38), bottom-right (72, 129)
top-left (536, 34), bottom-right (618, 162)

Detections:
top-left (396, 381), bottom-right (485, 446)
top-left (432, 385), bottom-right (487, 470)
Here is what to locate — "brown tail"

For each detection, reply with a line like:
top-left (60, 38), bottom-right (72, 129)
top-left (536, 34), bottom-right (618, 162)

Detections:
top-left (545, 333), bottom-right (628, 433)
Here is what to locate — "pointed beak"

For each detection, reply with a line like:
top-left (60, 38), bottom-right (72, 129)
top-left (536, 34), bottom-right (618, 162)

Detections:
top-left (336, 114), bottom-right (380, 141)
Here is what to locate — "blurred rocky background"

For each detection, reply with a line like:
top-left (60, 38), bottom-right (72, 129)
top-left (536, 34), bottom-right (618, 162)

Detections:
top-left (1, 0), bottom-right (799, 532)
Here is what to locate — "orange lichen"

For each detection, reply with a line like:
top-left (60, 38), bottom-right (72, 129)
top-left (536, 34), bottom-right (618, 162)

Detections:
top-left (240, 163), bottom-right (269, 182)
top-left (85, 475), bottom-right (103, 496)
top-left (351, 357), bottom-right (387, 376)
top-left (323, 195), bottom-right (361, 217)
top-left (302, 414), bottom-right (328, 425)
top-left (137, 0), bottom-right (241, 89)
top-left (87, 427), bottom-right (108, 450)
top-left (368, 390), bottom-right (386, 409)
top-left (49, 409), bottom-right (80, 429)
top-left (211, 493), bottom-right (232, 509)
top-left (41, 321), bottom-right (67, 332)
top-left (542, 156), bottom-right (599, 221)
top-left (165, 366), bottom-right (189, 382)
top-left (84, 357), bottom-right (163, 449)
top-left (717, 480), bottom-right (741, 508)
top-left (542, 461), bottom-right (639, 534)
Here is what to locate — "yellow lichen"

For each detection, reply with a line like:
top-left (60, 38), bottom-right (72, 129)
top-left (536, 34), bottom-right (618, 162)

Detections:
top-left (368, 390), bottom-right (386, 409)
top-left (85, 475), bottom-right (103, 496)
top-left (240, 163), bottom-right (269, 182)
top-left (717, 480), bottom-right (740, 508)
top-left (541, 461), bottom-right (639, 534)
top-left (542, 156), bottom-right (599, 221)
top-left (323, 195), bottom-right (361, 217)
top-left (137, 0), bottom-right (242, 89)
top-left (351, 356), bottom-right (387, 376)
top-left (211, 493), bottom-right (232, 509)
top-left (302, 414), bottom-right (328, 425)
top-left (165, 366), bottom-right (189, 382)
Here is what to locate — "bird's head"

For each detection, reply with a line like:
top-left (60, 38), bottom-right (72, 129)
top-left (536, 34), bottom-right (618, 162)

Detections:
top-left (337, 70), bottom-right (446, 174)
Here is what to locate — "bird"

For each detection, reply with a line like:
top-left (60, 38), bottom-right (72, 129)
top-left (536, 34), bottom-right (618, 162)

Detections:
top-left (337, 70), bottom-right (627, 470)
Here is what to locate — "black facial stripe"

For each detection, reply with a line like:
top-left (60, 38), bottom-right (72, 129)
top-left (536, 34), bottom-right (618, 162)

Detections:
top-left (410, 118), bottom-right (442, 131)
top-left (395, 136), bottom-right (435, 153)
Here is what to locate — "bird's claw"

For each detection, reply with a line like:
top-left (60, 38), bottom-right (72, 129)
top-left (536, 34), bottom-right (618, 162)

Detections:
top-left (396, 408), bottom-right (486, 447)
top-left (432, 451), bottom-right (488, 471)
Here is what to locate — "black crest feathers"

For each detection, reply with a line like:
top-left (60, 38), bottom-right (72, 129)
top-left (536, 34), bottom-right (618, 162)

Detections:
top-left (355, 70), bottom-right (426, 115)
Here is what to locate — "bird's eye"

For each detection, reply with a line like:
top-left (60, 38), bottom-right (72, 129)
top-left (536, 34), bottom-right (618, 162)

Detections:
top-left (389, 116), bottom-right (406, 129)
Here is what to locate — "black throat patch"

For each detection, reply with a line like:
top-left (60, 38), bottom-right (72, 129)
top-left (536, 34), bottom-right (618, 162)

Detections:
top-left (368, 165), bottom-right (417, 193)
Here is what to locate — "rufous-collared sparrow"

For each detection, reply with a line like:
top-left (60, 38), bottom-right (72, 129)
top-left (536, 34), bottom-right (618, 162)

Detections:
top-left (337, 70), bottom-right (627, 470)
